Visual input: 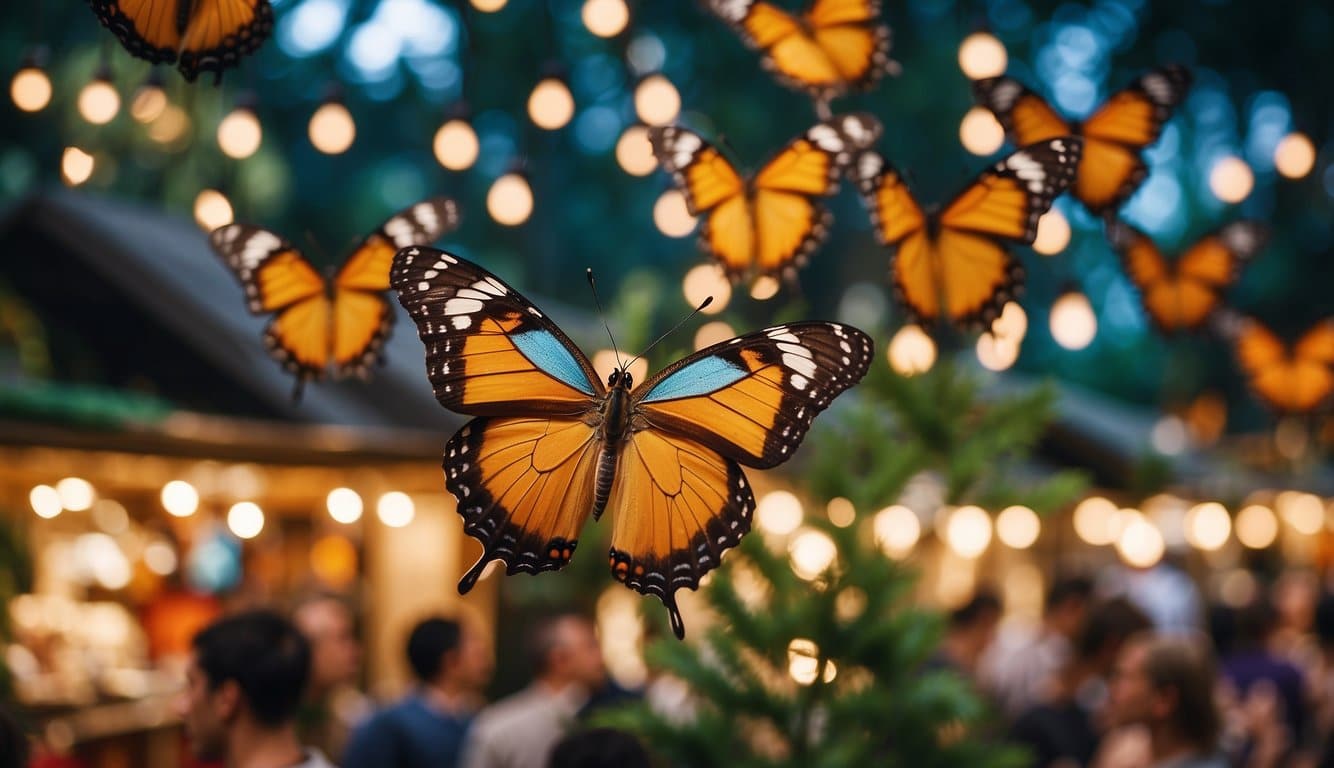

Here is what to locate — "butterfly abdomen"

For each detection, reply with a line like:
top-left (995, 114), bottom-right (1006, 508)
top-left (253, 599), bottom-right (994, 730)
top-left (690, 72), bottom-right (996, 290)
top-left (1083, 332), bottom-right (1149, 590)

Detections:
top-left (592, 376), bottom-right (633, 520)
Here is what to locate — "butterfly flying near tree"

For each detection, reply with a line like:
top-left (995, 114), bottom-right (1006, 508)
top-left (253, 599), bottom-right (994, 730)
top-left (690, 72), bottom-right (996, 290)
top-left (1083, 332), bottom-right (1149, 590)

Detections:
top-left (649, 113), bottom-right (882, 286)
top-left (852, 138), bottom-right (1083, 329)
top-left (1108, 220), bottom-right (1267, 333)
top-left (86, 0), bottom-right (273, 82)
top-left (391, 249), bottom-right (873, 638)
top-left (973, 66), bottom-right (1191, 216)
top-left (704, 0), bottom-right (895, 102)
top-left (1229, 317), bottom-right (1334, 414)
top-left (209, 197), bottom-right (459, 400)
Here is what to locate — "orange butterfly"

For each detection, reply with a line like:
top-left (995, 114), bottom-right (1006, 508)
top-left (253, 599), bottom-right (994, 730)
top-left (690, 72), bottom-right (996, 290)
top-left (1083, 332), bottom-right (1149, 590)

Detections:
top-left (1232, 318), bottom-right (1334, 414)
top-left (87, 0), bottom-right (272, 82)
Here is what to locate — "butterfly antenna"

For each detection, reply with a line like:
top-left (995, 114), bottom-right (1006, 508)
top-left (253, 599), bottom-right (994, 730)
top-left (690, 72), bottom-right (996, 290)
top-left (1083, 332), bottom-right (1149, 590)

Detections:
top-left (586, 269), bottom-right (624, 369)
top-left (624, 295), bottom-right (714, 374)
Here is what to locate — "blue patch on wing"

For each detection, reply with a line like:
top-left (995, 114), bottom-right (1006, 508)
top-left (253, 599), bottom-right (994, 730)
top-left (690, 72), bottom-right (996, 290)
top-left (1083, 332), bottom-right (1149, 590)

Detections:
top-left (640, 355), bottom-right (748, 402)
top-left (512, 330), bottom-right (596, 395)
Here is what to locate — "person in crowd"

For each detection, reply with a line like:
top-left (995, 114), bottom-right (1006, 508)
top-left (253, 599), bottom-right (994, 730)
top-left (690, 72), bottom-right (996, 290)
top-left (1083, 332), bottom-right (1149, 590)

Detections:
top-left (1220, 597), bottom-right (1306, 753)
top-left (985, 575), bottom-right (1093, 717)
top-left (1096, 633), bottom-right (1226, 768)
top-left (176, 609), bottom-right (336, 768)
top-left (1009, 597), bottom-right (1151, 768)
top-left (292, 593), bottom-right (367, 760)
top-left (342, 616), bottom-right (494, 768)
top-left (547, 728), bottom-right (651, 768)
top-left (929, 589), bottom-right (1002, 680)
top-left (461, 613), bottom-right (608, 768)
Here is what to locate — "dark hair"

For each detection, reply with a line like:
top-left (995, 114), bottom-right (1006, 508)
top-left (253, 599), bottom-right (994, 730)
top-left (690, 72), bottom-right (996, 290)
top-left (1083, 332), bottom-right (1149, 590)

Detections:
top-left (1141, 635), bottom-right (1221, 751)
top-left (549, 727), bottom-right (650, 768)
top-left (1315, 593), bottom-right (1334, 649)
top-left (0, 706), bottom-right (27, 768)
top-left (949, 590), bottom-right (1001, 629)
top-left (1075, 597), bottom-right (1152, 661)
top-left (406, 617), bottom-right (461, 682)
top-left (1045, 576), bottom-right (1094, 612)
top-left (193, 610), bottom-right (311, 728)
top-left (1233, 597), bottom-right (1278, 652)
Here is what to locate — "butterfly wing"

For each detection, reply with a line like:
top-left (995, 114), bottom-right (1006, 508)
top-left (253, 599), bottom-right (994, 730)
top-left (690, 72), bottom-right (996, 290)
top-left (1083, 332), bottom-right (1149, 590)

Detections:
top-left (851, 151), bottom-right (938, 323)
top-left (649, 125), bottom-right (753, 278)
top-left (88, 0), bottom-right (273, 81)
top-left (707, 0), bottom-right (843, 99)
top-left (1235, 319), bottom-right (1334, 413)
top-left (86, 0), bottom-right (184, 65)
top-left (973, 76), bottom-right (1073, 145)
top-left (804, 0), bottom-right (893, 89)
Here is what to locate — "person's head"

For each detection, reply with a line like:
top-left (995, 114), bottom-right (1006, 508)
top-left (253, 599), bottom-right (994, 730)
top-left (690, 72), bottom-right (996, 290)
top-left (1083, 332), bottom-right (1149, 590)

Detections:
top-left (1106, 634), bottom-right (1221, 754)
top-left (529, 613), bottom-right (605, 690)
top-left (292, 593), bottom-right (361, 695)
top-left (406, 616), bottom-right (493, 692)
top-left (177, 610), bottom-right (311, 760)
top-left (947, 589), bottom-right (1002, 658)
top-left (1045, 576), bottom-right (1094, 639)
top-left (549, 727), bottom-right (650, 768)
top-left (1233, 597), bottom-right (1279, 653)
top-left (1075, 597), bottom-right (1152, 676)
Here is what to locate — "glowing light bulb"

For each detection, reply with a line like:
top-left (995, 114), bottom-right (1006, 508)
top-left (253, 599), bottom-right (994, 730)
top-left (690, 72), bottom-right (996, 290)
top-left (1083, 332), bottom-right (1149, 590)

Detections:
top-left (148, 104), bottom-right (191, 146)
top-left (789, 528), bottom-right (837, 580)
top-left (1050, 290), bottom-right (1096, 350)
top-left (433, 119), bottom-right (479, 171)
top-left (1274, 133), bottom-right (1316, 179)
top-left (377, 492), bottom-right (415, 528)
top-left (1209, 156), bottom-right (1253, 203)
top-left (309, 100), bottom-right (355, 154)
top-left (582, 0), bottom-right (629, 37)
top-left (887, 325), bottom-right (936, 376)
top-left (1073, 497), bottom-right (1121, 546)
top-left (960, 106), bottom-right (1005, 156)
top-left (1236, 504), bottom-right (1278, 549)
top-left (61, 147), bottom-right (95, 186)
top-left (976, 332), bottom-right (1019, 371)
top-left (749, 276), bottom-right (780, 301)
top-left (787, 638), bottom-right (833, 685)
top-left (1184, 502), bottom-right (1230, 551)
top-left (217, 106), bottom-right (262, 159)
top-left (161, 480), bottom-right (199, 518)
top-left (873, 505), bottom-right (920, 557)
top-left (528, 77), bottom-right (574, 130)
top-left (996, 505), bottom-right (1040, 549)
top-left (29, 485), bottom-right (61, 519)
top-left (57, 478), bottom-right (98, 514)
top-left (1115, 511), bottom-right (1163, 568)
top-left (682, 264), bottom-right (730, 315)
top-left (78, 71), bottom-right (120, 125)
top-left (227, 502), bottom-right (265, 539)
top-left (958, 31), bottom-right (1007, 80)
top-left (634, 74), bottom-right (680, 126)
top-left (10, 64), bottom-right (51, 113)
top-left (1278, 491), bottom-right (1324, 535)
top-left (826, 497), bottom-right (856, 528)
top-left (1033, 209), bottom-right (1071, 255)
top-left (694, 321), bottom-right (735, 351)
top-left (193, 189), bottom-right (234, 231)
top-left (326, 487), bottom-right (363, 524)
top-left (615, 125), bottom-right (656, 176)
top-left (471, 0), bottom-right (506, 10)
top-left (990, 302), bottom-right (1027, 342)
top-left (653, 189), bottom-right (695, 237)
top-left (487, 173), bottom-right (533, 226)
top-left (945, 505), bottom-right (992, 558)
top-left (130, 79), bottom-right (167, 123)
top-left (757, 490), bottom-right (803, 536)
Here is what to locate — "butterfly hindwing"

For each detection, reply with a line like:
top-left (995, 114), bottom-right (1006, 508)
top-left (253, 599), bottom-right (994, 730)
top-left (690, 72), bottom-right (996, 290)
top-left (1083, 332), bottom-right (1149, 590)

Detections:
top-left (86, 0), bottom-right (273, 82)
top-left (1234, 319), bottom-right (1334, 413)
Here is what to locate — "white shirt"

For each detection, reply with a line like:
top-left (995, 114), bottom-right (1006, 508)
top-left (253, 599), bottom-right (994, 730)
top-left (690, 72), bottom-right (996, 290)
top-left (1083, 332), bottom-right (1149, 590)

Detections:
top-left (460, 684), bottom-right (589, 768)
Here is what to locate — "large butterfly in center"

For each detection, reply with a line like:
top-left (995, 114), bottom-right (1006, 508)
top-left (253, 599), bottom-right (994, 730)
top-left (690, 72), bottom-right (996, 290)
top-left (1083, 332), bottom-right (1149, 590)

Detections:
top-left (87, 0), bottom-right (273, 82)
top-left (1230, 317), bottom-right (1334, 414)
top-left (391, 249), bottom-right (873, 638)
top-left (650, 113), bottom-right (882, 285)
top-left (210, 197), bottom-right (459, 399)
top-left (852, 138), bottom-right (1083, 328)
top-left (973, 66), bottom-right (1191, 216)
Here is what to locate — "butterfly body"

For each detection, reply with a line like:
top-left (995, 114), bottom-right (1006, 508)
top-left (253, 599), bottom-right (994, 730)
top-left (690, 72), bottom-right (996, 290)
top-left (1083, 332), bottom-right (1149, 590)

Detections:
top-left (87, 0), bottom-right (274, 82)
top-left (393, 248), bottom-right (873, 637)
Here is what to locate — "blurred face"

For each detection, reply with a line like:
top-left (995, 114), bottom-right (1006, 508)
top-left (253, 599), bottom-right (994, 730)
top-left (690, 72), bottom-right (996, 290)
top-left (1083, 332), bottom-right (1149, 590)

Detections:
top-left (295, 599), bottom-right (361, 693)
top-left (175, 655), bottom-right (234, 760)
top-left (450, 625), bottom-right (495, 691)
top-left (552, 618), bottom-right (606, 690)
top-left (1106, 640), bottom-right (1165, 728)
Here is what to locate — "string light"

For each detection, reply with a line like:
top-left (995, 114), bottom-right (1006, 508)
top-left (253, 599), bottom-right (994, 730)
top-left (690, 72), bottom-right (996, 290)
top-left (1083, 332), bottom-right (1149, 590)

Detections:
top-left (55, 478), bottom-right (95, 511)
top-left (193, 189), bottom-right (234, 231)
top-left (1050, 289), bottom-right (1096, 350)
top-left (1073, 496), bottom-right (1120, 546)
top-left (487, 172), bottom-right (534, 226)
top-left (1184, 502), bottom-right (1230, 551)
top-left (1274, 133), bottom-right (1316, 179)
top-left (958, 31), bottom-right (1007, 80)
top-left (433, 117), bottom-right (479, 171)
top-left (873, 505), bottom-right (920, 557)
top-left (29, 485), bottom-right (61, 519)
top-left (1209, 155), bottom-right (1253, 203)
top-left (945, 505), bottom-right (992, 558)
top-left (757, 490), bottom-right (803, 536)
top-left (227, 502), bottom-right (265, 539)
top-left (615, 125), bottom-right (656, 176)
top-left (129, 72), bottom-right (167, 124)
top-left (789, 528), bottom-right (837, 580)
top-left (78, 65), bottom-right (120, 125)
top-left (61, 147), bottom-right (95, 186)
top-left (976, 332), bottom-right (1019, 371)
top-left (143, 541), bottom-right (178, 576)
top-left (826, 498), bottom-right (856, 528)
top-left (787, 639), bottom-right (834, 685)
top-left (377, 492), bottom-right (415, 528)
top-left (634, 74), bottom-right (680, 126)
top-left (996, 505), bottom-right (1040, 549)
top-left (1032, 209), bottom-right (1071, 255)
top-left (694, 321), bottom-right (735, 351)
top-left (749, 276), bottom-right (780, 301)
top-left (528, 75), bottom-right (575, 130)
top-left (1115, 511), bottom-right (1163, 568)
top-left (582, 0), bottom-right (629, 37)
top-left (147, 105), bottom-right (191, 146)
top-left (653, 189), bottom-right (695, 237)
top-left (10, 50), bottom-right (51, 113)
top-left (471, 0), bottom-right (507, 10)
top-left (326, 488), bottom-right (363, 524)
top-left (959, 106), bottom-right (1005, 156)
top-left (309, 91), bottom-right (355, 154)
top-left (681, 264), bottom-right (730, 315)
top-left (217, 98), bottom-right (262, 159)
top-left (160, 480), bottom-right (199, 518)
top-left (887, 325), bottom-right (936, 376)
top-left (1278, 491), bottom-right (1323, 535)
top-left (991, 302), bottom-right (1027, 342)
top-left (1235, 504), bottom-right (1278, 549)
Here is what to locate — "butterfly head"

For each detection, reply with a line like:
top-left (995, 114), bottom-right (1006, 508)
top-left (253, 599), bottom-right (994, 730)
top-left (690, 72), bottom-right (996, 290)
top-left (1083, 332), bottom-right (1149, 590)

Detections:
top-left (607, 368), bottom-right (633, 390)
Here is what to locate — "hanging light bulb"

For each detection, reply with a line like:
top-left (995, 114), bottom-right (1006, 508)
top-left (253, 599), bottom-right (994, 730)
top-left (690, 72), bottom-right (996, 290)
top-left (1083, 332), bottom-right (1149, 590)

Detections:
top-left (616, 124), bottom-right (656, 176)
top-left (887, 325), bottom-right (936, 376)
top-left (975, 332), bottom-right (1019, 371)
top-left (61, 147), bottom-right (95, 186)
top-left (990, 301), bottom-right (1027, 343)
top-left (528, 71), bottom-right (574, 130)
top-left (78, 64), bottom-right (120, 125)
top-left (681, 263), bottom-right (730, 314)
top-left (1049, 288), bottom-right (1096, 350)
top-left (487, 170), bottom-right (533, 226)
top-left (1032, 209), bottom-right (1071, 255)
top-left (129, 71), bottom-right (167, 124)
top-left (433, 108), bottom-right (479, 171)
top-left (958, 31), bottom-right (1007, 80)
top-left (653, 189), bottom-right (695, 237)
top-left (749, 276), bottom-right (780, 301)
top-left (634, 74), bottom-right (680, 126)
top-left (193, 189), bottom-right (234, 231)
top-left (471, 0), bottom-right (507, 10)
top-left (1209, 155), bottom-right (1253, 203)
top-left (217, 95), bottom-right (262, 159)
top-left (309, 88), bottom-right (355, 154)
top-left (10, 48), bottom-right (52, 113)
top-left (582, 0), bottom-right (629, 37)
top-left (959, 106), bottom-right (1005, 156)
top-left (1273, 133), bottom-right (1316, 179)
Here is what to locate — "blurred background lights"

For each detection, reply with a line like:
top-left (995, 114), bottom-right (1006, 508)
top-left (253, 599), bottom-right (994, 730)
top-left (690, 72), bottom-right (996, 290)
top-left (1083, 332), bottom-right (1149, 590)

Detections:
top-left (193, 189), bottom-right (234, 231)
top-left (1151, 415), bottom-right (1188, 455)
top-left (143, 541), bottom-right (179, 576)
top-left (11, 63), bottom-right (51, 112)
top-left (1049, 290), bottom-right (1097, 350)
top-left (29, 485), bottom-right (61, 519)
top-left (56, 477), bottom-right (95, 511)
top-left (975, 333), bottom-right (1019, 371)
top-left (826, 497), bottom-right (856, 528)
top-left (147, 105), bottom-right (191, 145)
top-left (959, 106), bottom-right (1005, 156)
top-left (591, 350), bottom-right (647, 387)
top-left (582, 0), bottom-right (629, 38)
top-left (377, 491), bottom-right (415, 528)
top-left (991, 302), bottom-right (1027, 342)
top-left (528, 77), bottom-right (575, 130)
top-left (749, 276), bottom-right (780, 301)
top-left (227, 502), bottom-right (265, 539)
top-left (887, 325), bottom-right (936, 376)
top-left (433, 119), bottom-right (479, 171)
top-left (76, 533), bottom-right (131, 590)
top-left (1115, 511), bottom-right (1164, 568)
top-left (129, 77), bottom-right (167, 123)
top-left (996, 505), bottom-right (1040, 549)
top-left (873, 505), bottom-right (920, 558)
top-left (326, 487), bottom-right (364, 524)
top-left (1236, 504), bottom-right (1278, 549)
top-left (161, 480), bottom-right (200, 518)
top-left (615, 125), bottom-right (656, 176)
top-left (756, 490), bottom-right (804, 536)
top-left (217, 106), bottom-right (263, 159)
top-left (1184, 502), bottom-right (1230, 551)
top-left (487, 173), bottom-right (534, 226)
top-left (471, 0), bottom-right (507, 11)
top-left (61, 147), bottom-right (95, 186)
top-left (958, 31), bottom-right (1007, 80)
top-left (653, 189), bottom-right (696, 237)
top-left (92, 499), bottom-right (129, 534)
top-left (634, 75), bottom-right (680, 126)
top-left (945, 505), bottom-right (992, 558)
top-left (1032, 209), bottom-right (1071, 255)
top-left (309, 99), bottom-right (356, 154)
top-left (1073, 496), bottom-right (1121, 546)
top-left (1273, 133), bottom-right (1315, 179)
top-left (787, 638), bottom-right (834, 685)
top-left (789, 528), bottom-right (837, 580)
top-left (77, 70), bottom-right (120, 125)
top-left (1209, 155), bottom-right (1254, 203)
top-left (1278, 491), bottom-right (1324, 535)
top-left (693, 321), bottom-right (735, 351)
top-left (681, 264), bottom-right (730, 314)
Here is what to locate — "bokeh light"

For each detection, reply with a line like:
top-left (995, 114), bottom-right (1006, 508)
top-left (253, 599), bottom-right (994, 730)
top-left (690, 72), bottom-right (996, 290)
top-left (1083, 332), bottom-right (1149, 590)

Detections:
top-left (309, 101), bottom-right (356, 154)
top-left (888, 325), bottom-right (936, 376)
top-left (826, 497), bottom-right (856, 528)
top-left (873, 504), bottom-right (920, 557)
top-left (991, 302), bottom-right (1027, 342)
top-left (376, 491), bottom-right (415, 528)
top-left (1032, 209), bottom-right (1071, 255)
top-left (653, 190), bottom-right (695, 237)
top-left (1115, 511), bottom-right (1164, 568)
top-left (434, 119), bottom-right (479, 171)
top-left (77, 73), bottom-right (120, 125)
top-left (528, 77), bottom-right (575, 130)
top-left (471, 0), bottom-right (506, 10)
top-left (591, 349), bottom-right (647, 386)
top-left (958, 32), bottom-right (1007, 80)
top-left (996, 505), bottom-right (1040, 549)
top-left (582, 0), bottom-right (629, 37)
top-left (789, 528), bottom-right (837, 580)
top-left (488, 173), bottom-right (534, 226)
top-left (960, 106), bottom-right (1005, 156)
top-left (693, 320), bottom-right (735, 351)
top-left (11, 66), bottom-right (51, 113)
top-left (1235, 504), bottom-right (1278, 549)
top-left (1050, 290), bottom-right (1097, 350)
top-left (1073, 496), bottom-right (1121, 546)
top-left (1209, 155), bottom-right (1254, 203)
top-left (757, 490), bottom-right (803, 536)
top-left (326, 487), bottom-right (364, 524)
top-left (56, 477), bottom-right (95, 511)
top-left (1184, 502), bottom-right (1230, 551)
top-left (217, 106), bottom-right (262, 159)
top-left (615, 125), bottom-right (656, 176)
top-left (1278, 491), bottom-right (1324, 535)
top-left (129, 80), bottom-right (167, 124)
top-left (749, 276), bottom-right (780, 301)
top-left (193, 189), bottom-right (234, 231)
top-left (1274, 133), bottom-right (1316, 179)
top-left (227, 502), bottom-right (265, 539)
top-left (681, 263), bottom-right (730, 314)
top-left (61, 147), bottom-right (95, 186)
top-left (634, 75), bottom-right (680, 126)
top-left (161, 480), bottom-right (199, 518)
top-left (976, 333), bottom-right (1019, 371)
top-left (29, 485), bottom-right (61, 519)
top-left (945, 505), bottom-right (992, 558)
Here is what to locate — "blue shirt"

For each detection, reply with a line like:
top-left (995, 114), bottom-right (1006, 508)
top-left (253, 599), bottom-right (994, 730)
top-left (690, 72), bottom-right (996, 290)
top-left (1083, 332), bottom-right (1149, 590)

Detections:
top-left (343, 692), bottom-right (473, 768)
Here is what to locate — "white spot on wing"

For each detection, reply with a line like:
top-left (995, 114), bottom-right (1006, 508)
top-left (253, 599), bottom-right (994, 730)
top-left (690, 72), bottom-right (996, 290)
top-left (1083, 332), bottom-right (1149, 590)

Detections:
top-left (445, 297), bottom-right (483, 315)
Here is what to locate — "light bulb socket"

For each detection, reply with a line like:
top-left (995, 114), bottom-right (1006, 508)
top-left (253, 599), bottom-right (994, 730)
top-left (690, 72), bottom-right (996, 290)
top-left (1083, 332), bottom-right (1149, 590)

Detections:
top-left (138, 69), bottom-right (165, 91)
top-left (19, 46), bottom-right (49, 71)
top-left (232, 90), bottom-right (259, 111)
top-left (1056, 281), bottom-right (1083, 297)
top-left (320, 82), bottom-right (346, 105)
top-left (537, 61), bottom-right (568, 82)
top-left (503, 158), bottom-right (529, 178)
top-left (92, 62), bottom-right (114, 84)
top-left (444, 101), bottom-right (471, 121)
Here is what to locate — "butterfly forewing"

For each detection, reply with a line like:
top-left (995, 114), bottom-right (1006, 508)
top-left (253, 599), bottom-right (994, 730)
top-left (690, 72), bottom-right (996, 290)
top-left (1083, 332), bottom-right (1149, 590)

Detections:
top-left (87, 0), bottom-right (273, 81)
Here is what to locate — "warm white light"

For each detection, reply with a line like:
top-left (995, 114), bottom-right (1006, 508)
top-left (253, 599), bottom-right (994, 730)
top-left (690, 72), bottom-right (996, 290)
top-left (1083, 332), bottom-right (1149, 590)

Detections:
top-left (78, 77), bottom-right (120, 124)
top-left (148, 105), bottom-right (191, 145)
top-left (217, 107), bottom-right (262, 159)
top-left (887, 325), bottom-right (936, 376)
top-left (1278, 491), bottom-right (1324, 535)
top-left (976, 332), bottom-right (1019, 371)
top-left (1236, 504), bottom-right (1278, 549)
top-left (377, 492), bottom-right (415, 528)
top-left (528, 77), bottom-right (575, 130)
top-left (92, 500), bottom-right (129, 534)
top-left (309, 101), bottom-right (356, 154)
top-left (326, 487), bottom-right (364, 524)
top-left (694, 321), bottom-right (736, 351)
top-left (1073, 497), bottom-right (1121, 546)
top-left (29, 485), bottom-right (61, 519)
top-left (757, 490), bottom-right (804, 536)
top-left (471, 0), bottom-right (506, 10)
top-left (1209, 155), bottom-right (1253, 203)
top-left (1274, 133), bottom-right (1316, 179)
top-left (1184, 502), bottom-right (1230, 551)
top-left (161, 480), bottom-right (200, 518)
top-left (1050, 291), bottom-right (1097, 350)
top-left (749, 276), bottom-right (780, 301)
top-left (634, 75), bottom-right (680, 126)
top-left (1115, 511), bottom-right (1164, 568)
top-left (787, 638), bottom-right (833, 685)
top-left (591, 350), bottom-right (648, 388)
top-left (682, 264), bottom-right (730, 315)
top-left (826, 497), bottom-right (856, 528)
top-left (582, 0), bottom-right (629, 37)
top-left (946, 505), bottom-right (992, 558)
top-left (487, 173), bottom-right (534, 226)
top-left (789, 528), bottom-right (837, 580)
top-left (130, 83), bottom-right (167, 123)
top-left (653, 189), bottom-right (696, 237)
top-left (61, 147), bottom-right (95, 186)
top-left (227, 501), bottom-right (265, 539)
top-left (996, 505), bottom-right (1040, 549)
top-left (615, 125), bottom-right (656, 176)
top-left (991, 301), bottom-right (1027, 342)
top-left (193, 189), bottom-right (234, 231)
top-left (1151, 415), bottom-right (1188, 456)
top-left (76, 533), bottom-right (131, 590)
top-left (958, 32), bottom-right (1007, 80)
top-left (1033, 209), bottom-right (1071, 255)
top-left (433, 119), bottom-right (479, 171)
top-left (959, 106), bottom-right (1005, 156)
top-left (56, 477), bottom-right (95, 512)
top-left (873, 504), bottom-right (920, 557)
top-left (143, 541), bottom-right (178, 576)
top-left (11, 67), bottom-right (51, 112)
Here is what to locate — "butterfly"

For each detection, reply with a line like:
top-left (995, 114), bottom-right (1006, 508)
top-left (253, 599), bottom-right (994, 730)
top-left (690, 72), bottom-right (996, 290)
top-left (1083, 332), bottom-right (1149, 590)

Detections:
top-left (649, 113), bottom-right (882, 285)
top-left (390, 249), bottom-right (873, 638)
top-left (86, 0), bottom-right (273, 82)
top-left (209, 197), bottom-right (459, 399)
top-left (973, 66), bottom-right (1191, 215)
top-left (704, 0), bottom-right (894, 101)
top-left (851, 138), bottom-right (1083, 328)
top-left (1107, 220), bottom-right (1267, 333)
top-left (1232, 318), bottom-right (1334, 414)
